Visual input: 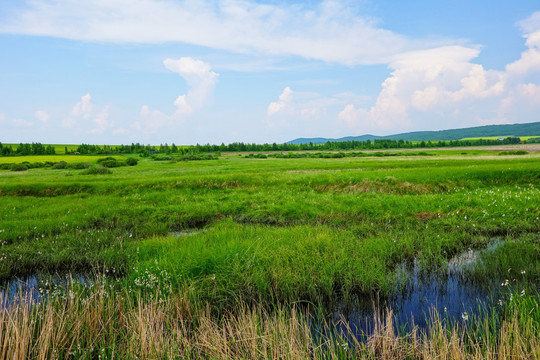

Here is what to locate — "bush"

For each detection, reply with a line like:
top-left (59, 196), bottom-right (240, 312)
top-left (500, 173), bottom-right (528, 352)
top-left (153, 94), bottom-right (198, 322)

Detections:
top-left (31, 162), bottom-right (47, 168)
top-left (67, 162), bottom-right (91, 170)
top-left (10, 163), bottom-right (28, 172)
top-left (0, 163), bottom-right (15, 170)
top-left (126, 158), bottom-right (138, 166)
top-left (245, 153), bottom-right (268, 159)
top-left (52, 161), bottom-right (67, 169)
top-left (97, 157), bottom-right (116, 163)
top-left (99, 160), bottom-right (126, 168)
top-left (499, 150), bottom-right (528, 156)
top-left (81, 165), bottom-right (112, 175)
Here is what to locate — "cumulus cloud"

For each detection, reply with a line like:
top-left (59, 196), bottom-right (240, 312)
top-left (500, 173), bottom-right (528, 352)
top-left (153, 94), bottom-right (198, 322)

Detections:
top-left (506, 12), bottom-right (540, 76)
top-left (267, 87), bottom-right (293, 116)
top-left (338, 12), bottom-right (538, 134)
top-left (136, 57), bottom-right (218, 133)
top-left (71, 93), bottom-right (93, 118)
top-left (517, 83), bottom-right (540, 102)
top-left (164, 57), bottom-right (219, 115)
top-left (267, 86), bottom-right (369, 131)
top-left (0, 0), bottom-right (457, 65)
top-left (267, 86), bottom-right (356, 120)
top-left (35, 110), bottom-right (50, 123)
top-left (62, 93), bottom-right (112, 134)
top-left (87, 107), bottom-right (111, 135)
top-left (337, 40), bottom-right (540, 132)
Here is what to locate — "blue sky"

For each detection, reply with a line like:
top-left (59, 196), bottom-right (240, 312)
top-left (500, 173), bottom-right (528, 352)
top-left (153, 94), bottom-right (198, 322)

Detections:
top-left (1, 1), bottom-right (540, 145)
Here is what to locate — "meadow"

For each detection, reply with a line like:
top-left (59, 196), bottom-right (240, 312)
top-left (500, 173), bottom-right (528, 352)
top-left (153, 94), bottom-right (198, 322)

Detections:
top-left (0, 148), bottom-right (538, 358)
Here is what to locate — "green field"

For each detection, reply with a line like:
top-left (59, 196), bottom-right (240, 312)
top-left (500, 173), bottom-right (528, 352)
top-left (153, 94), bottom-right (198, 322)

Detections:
top-left (0, 154), bottom-right (124, 164)
top-left (0, 151), bottom-right (538, 358)
top-left (461, 135), bottom-right (539, 141)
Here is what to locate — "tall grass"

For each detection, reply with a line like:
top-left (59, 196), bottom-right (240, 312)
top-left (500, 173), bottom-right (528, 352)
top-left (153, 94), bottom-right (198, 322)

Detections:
top-left (0, 283), bottom-right (537, 359)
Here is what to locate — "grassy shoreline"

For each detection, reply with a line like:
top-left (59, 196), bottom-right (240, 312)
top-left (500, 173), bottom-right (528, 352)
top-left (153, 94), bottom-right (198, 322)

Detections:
top-left (0, 282), bottom-right (538, 359)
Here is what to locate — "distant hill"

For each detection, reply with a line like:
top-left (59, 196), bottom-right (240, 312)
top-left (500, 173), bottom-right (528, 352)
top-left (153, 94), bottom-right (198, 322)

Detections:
top-left (287, 121), bottom-right (540, 144)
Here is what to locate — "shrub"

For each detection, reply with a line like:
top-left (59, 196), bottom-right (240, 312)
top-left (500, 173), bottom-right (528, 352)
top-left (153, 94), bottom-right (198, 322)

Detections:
top-left (0, 163), bottom-right (14, 170)
top-left (52, 161), bottom-right (67, 169)
top-left (245, 153), bottom-right (268, 159)
top-left (499, 150), bottom-right (528, 156)
top-left (99, 159), bottom-right (126, 168)
top-left (81, 165), bottom-right (112, 175)
top-left (10, 163), bottom-right (28, 172)
top-left (97, 157), bottom-right (116, 163)
top-left (67, 162), bottom-right (91, 170)
top-left (126, 158), bottom-right (138, 166)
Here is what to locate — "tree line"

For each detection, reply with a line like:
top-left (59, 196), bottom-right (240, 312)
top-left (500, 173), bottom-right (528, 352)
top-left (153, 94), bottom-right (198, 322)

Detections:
top-left (0, 137), bottom-right (526, 156)
top-left (0, 142), bottom-right (56, 156)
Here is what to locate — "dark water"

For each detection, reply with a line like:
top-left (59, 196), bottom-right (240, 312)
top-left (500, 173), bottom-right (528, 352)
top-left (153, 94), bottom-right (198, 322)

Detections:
top-left (1, 240), bottom-right (505, 337)
top-left (1, 273), bottom-right (92, 306)
top-left (331, 240), bottom-right (504, 336)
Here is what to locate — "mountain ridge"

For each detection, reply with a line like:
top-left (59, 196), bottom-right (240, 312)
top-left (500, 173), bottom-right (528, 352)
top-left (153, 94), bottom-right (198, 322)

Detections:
top-left (287, 121), bottom-right (540, 144)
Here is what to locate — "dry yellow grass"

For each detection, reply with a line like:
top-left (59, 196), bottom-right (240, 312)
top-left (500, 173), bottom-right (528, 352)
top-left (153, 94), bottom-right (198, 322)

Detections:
top-left (0, 285), bottom-right (537, 359)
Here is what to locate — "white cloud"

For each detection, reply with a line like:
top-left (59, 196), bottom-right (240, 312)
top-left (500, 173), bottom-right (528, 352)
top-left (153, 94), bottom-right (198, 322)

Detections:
top-left (0, 113), bottom-right (5, 122)
top-left (35, 110), bottom-right (50, 123)
top-left (266, 86), bottom-right (371, 133)
top-left (267, 86), bottom-right (368, 123)
top-left (62, 93), bottom-right (112, 134)
top-left (339, 45), bottom-right (509, 132)
top-left (498, 82), bottom-right (540, 122)
top-left (0, 0), bottom-right (457, 65)
top-left (71, 93), bottom-right (93, 118)
top-left (517, 83), bottom-right (540, 102)
top-left (88, 107), bottom-right (111, 135)
top-left (267, 87), bottom-right (293, 116)
top-left (506, 12), bottom-right (540, 76)
top-left (136, 57), bottom-right (218, 133)
top-left (12, 118), bottom-right (35, 128)
top-left (164, 57), bottom-right (219, 115)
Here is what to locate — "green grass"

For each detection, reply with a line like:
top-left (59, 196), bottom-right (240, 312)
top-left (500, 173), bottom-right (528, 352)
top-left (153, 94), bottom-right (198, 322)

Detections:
top-left (0, 154), bottom-right (124, 164)
top-left (0, 150), bottom-right (538, 357)
top-left (0, 152), bottom-right (538, 302)
top-left (460, 135), bottom-right (537, 141)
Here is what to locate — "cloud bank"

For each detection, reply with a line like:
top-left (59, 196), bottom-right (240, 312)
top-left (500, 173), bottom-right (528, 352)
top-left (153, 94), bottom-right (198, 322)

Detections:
top-left (0, 0), bottom-right (455, 65)
top-left (335, 13), bottom-right (540, 134)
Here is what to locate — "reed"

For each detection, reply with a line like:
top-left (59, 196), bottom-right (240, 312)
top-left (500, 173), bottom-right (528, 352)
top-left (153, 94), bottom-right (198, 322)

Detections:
top-left (0, 284), bottom-right (537, 359)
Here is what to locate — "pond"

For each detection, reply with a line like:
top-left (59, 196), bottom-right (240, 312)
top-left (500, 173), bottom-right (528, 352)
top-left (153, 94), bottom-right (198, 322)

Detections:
top-left (0, 273), bottom-right (93, 306)
top-left (331, 239), bottom-right (506, 335)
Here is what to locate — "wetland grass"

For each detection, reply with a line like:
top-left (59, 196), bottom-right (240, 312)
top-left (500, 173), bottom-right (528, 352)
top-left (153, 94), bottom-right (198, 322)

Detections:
top-left (0, 151), bottom-right (538, 358)
top-left (0, 282), bottom-right (537, 359)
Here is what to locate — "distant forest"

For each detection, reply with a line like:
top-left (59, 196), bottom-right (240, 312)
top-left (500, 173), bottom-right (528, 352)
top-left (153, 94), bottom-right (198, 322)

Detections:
top-left (0, 142), bottom-right (56, 156)
top-left (1, 136), bottom-right (535, 157)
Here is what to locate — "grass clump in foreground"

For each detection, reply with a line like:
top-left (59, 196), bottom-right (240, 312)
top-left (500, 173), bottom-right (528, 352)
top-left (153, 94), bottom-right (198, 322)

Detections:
top-left (0, 280), bottom-right (538, 359)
